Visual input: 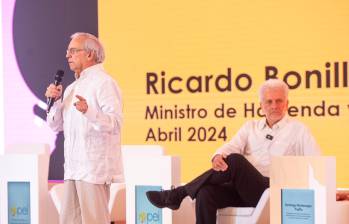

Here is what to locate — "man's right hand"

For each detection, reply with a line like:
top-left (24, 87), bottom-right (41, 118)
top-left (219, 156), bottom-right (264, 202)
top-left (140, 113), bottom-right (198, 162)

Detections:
top-left (45, 84), bottom-right (63, 101)
top-left (212, 154), bottom-right (228, 171)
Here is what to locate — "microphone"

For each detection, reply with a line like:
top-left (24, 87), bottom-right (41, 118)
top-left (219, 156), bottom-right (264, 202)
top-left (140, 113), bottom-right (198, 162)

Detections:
top-left (266, 134), bottom-right (273, 140)
top-left (47, 70), bottom-right (64, 113)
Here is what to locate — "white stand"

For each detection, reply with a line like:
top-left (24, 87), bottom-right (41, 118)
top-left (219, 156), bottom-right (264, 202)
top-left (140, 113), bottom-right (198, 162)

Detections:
top-left (270, 156), bottom-right (336, 224)
top-left (0, 144), bottom-right (50, 224)
top-left (122, 145), bottom-right (180, 224)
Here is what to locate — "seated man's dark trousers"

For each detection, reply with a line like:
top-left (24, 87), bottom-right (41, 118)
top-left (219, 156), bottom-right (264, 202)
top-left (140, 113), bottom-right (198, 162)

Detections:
top-left (185, 153), bottom-right (269, 224)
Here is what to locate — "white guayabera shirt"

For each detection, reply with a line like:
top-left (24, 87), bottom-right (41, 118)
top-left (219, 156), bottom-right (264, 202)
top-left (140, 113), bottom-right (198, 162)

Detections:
top-left (214, 116), bottom-right (321, 177)
top-left (47, 63), bottom-right (124, 184)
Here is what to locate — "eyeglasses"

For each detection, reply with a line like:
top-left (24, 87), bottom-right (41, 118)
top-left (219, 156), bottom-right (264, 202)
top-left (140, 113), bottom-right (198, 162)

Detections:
top-left (66, 48), bottom-right (85, 55)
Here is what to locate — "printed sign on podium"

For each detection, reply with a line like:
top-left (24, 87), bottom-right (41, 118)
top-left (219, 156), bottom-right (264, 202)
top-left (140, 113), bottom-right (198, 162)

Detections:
top-left (281, 189), bottom-right (314, 224)
top-left (8, 182), bottom-right (31, 224)
top-left (0, 144), bottom-right (49, 224)
top-left (135, 185), bottom-right (162, 224)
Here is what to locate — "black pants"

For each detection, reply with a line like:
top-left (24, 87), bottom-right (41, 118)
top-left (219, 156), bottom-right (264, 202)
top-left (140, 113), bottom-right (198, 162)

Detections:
top-left (184, 153), bottom-right (269, 224)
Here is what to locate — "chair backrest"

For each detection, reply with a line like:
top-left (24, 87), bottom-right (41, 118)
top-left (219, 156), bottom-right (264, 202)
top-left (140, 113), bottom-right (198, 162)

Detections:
top-left (108, 183), bottom-right (126, 222)
top-left (121, 144), bottom-right (165, 182)
top-left (49, 184), bottom-right (65, 214)
top-left (121, 144), bottom-right (164, 158)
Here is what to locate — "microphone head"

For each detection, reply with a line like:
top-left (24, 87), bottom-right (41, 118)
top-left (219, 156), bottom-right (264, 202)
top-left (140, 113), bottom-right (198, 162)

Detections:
top-left (55, 69), bottom-right (64, 78)
top-left (54, 70), bottom-right (64, 84)
top-left (47, 69), bottom-right (65, 113)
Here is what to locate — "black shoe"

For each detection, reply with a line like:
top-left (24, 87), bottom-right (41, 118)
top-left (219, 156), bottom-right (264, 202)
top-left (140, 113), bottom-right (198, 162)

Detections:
top-left (146, 187), bottom-right (184, 210)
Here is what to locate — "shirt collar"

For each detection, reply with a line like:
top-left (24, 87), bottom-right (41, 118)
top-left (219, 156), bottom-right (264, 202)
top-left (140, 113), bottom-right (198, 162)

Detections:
top-left (75, 63), bottom-right (104, 80)
top-left (258, 115), bottom-right (289, 130)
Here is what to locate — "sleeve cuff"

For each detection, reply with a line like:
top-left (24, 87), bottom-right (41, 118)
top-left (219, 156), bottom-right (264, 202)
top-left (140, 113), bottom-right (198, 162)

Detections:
top-left (211, 153), bottom-right (222, 162)
top-left (47, 100), bottom-right (62, 119)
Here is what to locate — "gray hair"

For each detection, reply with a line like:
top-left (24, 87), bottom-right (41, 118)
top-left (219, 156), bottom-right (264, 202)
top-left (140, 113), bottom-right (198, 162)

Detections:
top-left (259, 79), bottom-right (289, 102)
top-left (71, 32), bottom-right (105, 63)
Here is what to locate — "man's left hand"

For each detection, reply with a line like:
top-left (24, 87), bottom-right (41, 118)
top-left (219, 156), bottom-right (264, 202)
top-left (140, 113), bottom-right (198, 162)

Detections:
top-left (212, 154), bottom-right (228, 171)
top-left (74, 95), bottom-right (88, 114)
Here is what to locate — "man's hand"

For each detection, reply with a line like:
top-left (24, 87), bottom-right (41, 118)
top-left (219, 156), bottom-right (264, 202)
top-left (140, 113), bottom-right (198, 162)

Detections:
top-left (45, 84), bottom-right (62, 101)
top-left (74, 95), bottom-right (88, 114)
top-left (336, 190), bottom-right (349, 201)
top-left (212, 154), bottom-right (228, 171)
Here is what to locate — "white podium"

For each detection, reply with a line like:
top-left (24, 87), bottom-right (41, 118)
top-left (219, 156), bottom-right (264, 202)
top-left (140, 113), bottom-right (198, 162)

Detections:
top-left (122, 145), bottom-right (180, 224)
top-left (0, 144), bottom-right (50, 224)
top-left (270, 156), bottom-right (336, 224)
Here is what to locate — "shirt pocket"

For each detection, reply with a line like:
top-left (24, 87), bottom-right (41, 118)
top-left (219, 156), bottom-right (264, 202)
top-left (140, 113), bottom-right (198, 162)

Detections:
top-left (272, 139), bottom-right (296, 156)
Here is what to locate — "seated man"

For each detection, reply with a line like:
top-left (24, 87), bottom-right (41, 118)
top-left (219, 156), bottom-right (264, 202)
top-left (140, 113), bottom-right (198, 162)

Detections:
top-left (146, 79), bottom-right (321, 224)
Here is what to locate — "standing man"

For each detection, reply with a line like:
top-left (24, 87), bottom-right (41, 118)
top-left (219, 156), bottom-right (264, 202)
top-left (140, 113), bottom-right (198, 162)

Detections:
top-left (146, 79), bottom-right (321, 224)
top-left (45, 32), bottom-right (123, 224)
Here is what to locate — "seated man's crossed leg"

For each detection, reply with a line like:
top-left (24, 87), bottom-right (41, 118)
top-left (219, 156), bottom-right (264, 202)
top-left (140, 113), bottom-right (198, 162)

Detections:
top-left (146, 153), bottom-right (269, 224)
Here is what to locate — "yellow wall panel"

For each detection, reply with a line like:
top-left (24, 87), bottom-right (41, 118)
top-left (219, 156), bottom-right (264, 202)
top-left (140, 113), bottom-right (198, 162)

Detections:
top-left (99, 0), bottom-right (349, 186)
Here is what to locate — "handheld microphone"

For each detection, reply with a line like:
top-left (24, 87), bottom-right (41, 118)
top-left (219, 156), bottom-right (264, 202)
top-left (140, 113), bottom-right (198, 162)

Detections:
top-left (47, 70), bottom-right (64, 113)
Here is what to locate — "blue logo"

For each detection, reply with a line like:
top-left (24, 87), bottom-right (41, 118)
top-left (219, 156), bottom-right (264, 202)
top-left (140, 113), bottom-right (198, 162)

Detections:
top-left (138, 211), bottom-right (161, 223)
top-left (10, 206), bottom-right (29, 216)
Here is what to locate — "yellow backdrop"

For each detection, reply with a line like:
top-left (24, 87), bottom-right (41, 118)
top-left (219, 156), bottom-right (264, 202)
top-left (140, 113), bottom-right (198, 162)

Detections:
top-left (99, 0), bottom-right (349, 187)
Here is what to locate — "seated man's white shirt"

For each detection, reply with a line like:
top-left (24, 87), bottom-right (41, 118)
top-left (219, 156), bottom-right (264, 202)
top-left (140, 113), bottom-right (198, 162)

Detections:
top-left (214, 116), bottom-right (321, 177)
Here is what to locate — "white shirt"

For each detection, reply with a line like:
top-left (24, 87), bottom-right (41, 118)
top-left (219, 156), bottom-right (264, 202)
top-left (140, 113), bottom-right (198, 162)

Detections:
top-left (47, 64), bottom-right (124, 184)
top-left (214, 116), bottom-right (321, 177)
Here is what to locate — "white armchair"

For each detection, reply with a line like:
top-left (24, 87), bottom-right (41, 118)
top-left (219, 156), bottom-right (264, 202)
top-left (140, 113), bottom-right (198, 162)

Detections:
top-left (216, 188), bottom-right (270, 224)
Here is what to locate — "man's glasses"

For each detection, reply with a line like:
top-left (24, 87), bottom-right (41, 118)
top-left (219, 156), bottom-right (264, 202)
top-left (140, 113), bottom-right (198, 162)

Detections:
top-left (66, 48), bottom-right (85, 55)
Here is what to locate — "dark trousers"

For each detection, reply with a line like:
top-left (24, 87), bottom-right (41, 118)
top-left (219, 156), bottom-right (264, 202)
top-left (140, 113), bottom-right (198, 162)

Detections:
top-left (184, 153), bottom-right (269, 224)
